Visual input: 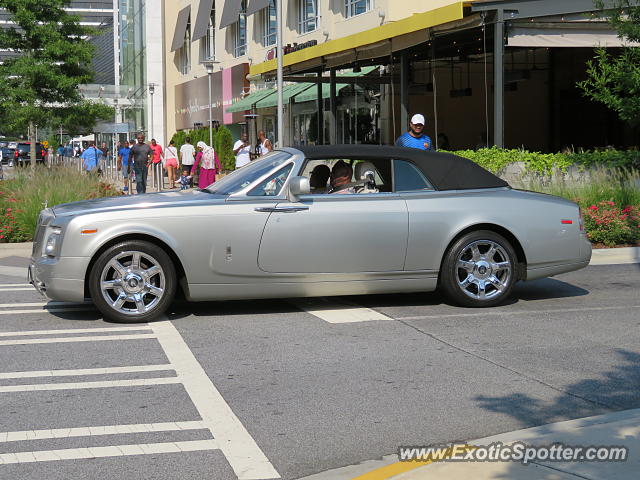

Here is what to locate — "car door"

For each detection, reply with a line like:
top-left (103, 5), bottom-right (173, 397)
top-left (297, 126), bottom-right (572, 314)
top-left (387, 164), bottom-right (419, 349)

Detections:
top-left (257, 192), bottom-right (409, 274)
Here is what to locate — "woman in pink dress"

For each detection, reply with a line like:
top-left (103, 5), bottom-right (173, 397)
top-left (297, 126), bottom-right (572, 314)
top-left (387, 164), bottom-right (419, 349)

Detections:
top-left (192, 141), bottom-right (221, 189)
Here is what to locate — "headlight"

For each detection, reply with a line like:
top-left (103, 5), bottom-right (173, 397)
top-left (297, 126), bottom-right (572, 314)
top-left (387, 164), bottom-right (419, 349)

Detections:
top-left (45, 228), bottom-right (62, 257)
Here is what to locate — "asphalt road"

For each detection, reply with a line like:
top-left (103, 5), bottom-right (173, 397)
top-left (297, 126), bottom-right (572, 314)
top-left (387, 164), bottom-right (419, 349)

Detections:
top-left (0, 256), bottom-right (638, 480)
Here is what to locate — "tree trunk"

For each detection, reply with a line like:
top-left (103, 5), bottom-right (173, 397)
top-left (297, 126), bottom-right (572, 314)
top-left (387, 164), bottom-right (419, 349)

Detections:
top-left (29, 121), bottom-right (36, 173)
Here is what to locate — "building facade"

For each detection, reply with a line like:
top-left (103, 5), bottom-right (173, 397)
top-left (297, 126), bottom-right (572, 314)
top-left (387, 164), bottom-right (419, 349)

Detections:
top-left (164, 0), bottom-right (638, 153)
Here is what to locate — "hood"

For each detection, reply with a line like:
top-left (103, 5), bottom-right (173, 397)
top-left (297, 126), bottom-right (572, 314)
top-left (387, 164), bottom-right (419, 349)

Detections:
top-left (52, 190), bottom-right (227, 217)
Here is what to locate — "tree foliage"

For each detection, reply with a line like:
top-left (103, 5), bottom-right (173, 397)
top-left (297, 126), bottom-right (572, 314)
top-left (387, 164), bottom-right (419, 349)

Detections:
top-left (0, 0), bottom-right (113, 141)
top-left (578, 1), bottom-right (640, 124)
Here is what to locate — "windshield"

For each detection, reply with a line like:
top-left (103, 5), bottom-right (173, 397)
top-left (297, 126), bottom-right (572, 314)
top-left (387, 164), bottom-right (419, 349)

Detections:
top-left (206, 151), bottom-right (293, 195)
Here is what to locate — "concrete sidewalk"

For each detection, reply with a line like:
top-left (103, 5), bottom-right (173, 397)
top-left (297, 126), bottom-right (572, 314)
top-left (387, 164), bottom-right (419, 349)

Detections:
top-left (394, 408), bottom-right (640, 480)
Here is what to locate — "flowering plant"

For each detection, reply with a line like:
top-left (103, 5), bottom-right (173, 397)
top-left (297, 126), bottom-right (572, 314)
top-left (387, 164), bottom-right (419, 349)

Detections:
top-left (582, 201), bottom-right (640, 247)
top-left (0, 206), bottom-right (29, 243)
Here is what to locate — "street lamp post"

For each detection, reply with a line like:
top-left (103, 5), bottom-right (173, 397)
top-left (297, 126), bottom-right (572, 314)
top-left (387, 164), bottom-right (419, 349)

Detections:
top-left (200, 59), bottom-right (220, 149)
top-left (276, 0), bottom-right (284, 148)
top-left (148, 83), bottom-right (160, 191)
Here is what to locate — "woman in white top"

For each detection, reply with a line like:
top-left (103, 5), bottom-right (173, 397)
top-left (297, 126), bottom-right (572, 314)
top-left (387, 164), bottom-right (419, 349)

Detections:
top-left (164, 140), bottom-right (179, 188)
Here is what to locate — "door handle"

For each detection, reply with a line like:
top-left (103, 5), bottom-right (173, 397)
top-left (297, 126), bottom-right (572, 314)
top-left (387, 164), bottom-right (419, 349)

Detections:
top-left (255, 206), bottom-right (309, 213)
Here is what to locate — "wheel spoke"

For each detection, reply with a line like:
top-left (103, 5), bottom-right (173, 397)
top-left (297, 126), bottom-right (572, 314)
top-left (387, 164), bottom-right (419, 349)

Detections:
top-left (470, 245), bottom-right (481, 261)
top-left (487, 275), bottom-right (506, 292)
top-left (457, 260), bottom-right (475, 273)
top-left (134, 294), bottom-right (146, 313)
top-left (102, 279), bottom-right (121, 290)
top-left (459, 274), bottom-right (474, 289)
top-left (145, 265), bottom-right (160, 278)
top-left (131, 252), bottom-right (142, 270)
top-left (145, 283), bottom-right (163, 297)
top-left (477, 281), bottom-right (486, 299)
top-left (493, 261), bottom-right (511, 271)
top-left (485, 244), bottom-right (496, 260)
top-left (108, 260), bottom-right (127, 277)
top-left (112, 293), bottom-right (127, 309)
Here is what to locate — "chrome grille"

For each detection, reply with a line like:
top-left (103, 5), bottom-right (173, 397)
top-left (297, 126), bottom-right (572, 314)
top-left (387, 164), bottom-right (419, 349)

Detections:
top-left (31, 209), bottom-right (53, 257)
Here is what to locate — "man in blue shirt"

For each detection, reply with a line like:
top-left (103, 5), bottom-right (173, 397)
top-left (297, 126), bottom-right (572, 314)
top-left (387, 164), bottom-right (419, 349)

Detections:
top-left (118, 140), bottom-right (132, 192)
top-left (80, 142), bottom-right (102, 173)
top-left (395, 114), bottom-right (432, 150)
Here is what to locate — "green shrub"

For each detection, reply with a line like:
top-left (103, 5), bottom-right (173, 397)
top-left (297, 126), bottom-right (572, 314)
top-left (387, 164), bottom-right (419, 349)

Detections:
top-left (214, 126), bottom-right (235, 171)
top-left (0, 165), bottom-right (120, 241)
top-left (453, 147), bottom-right (640, 175)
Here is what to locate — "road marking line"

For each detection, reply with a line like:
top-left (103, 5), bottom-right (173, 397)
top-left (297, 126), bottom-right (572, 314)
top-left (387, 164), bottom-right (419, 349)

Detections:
top-left (289, 298), bottom-right (394, 324)
top-left (0, 302), bottom-right (90, 308)
top-left (152, 320), bottom-right (281, 480)
top-left (0, 334), bottom-right (156, 346)
top-left (0, 421), bottom-right (208, 443)
top-left (0, 364), bottom-right (174, 379)
top-left (0, 307), bottom-right (96, 315)
top-left (0, 283), bottom-right (29, 287)
top-left (0, 439), bottom-right (219, 464)
top-left (0, 326), bottom-right (150, 337)
top-left (396, 304), bottom-right (640, 321)
top-left (0, 376), bottom-right (181, 393)
top-left (0, 288), bottom-right (37, 292)
top-left (0, 266), bottom-right (28, 277)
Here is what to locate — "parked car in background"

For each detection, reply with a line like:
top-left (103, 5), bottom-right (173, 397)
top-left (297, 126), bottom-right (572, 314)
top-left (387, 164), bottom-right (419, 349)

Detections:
top-left (29, 145), bottom-right (592, 323)
top-left (1, 147), bottom-right (14, 165)
top-left (14, 142), bottom-right (46, 166)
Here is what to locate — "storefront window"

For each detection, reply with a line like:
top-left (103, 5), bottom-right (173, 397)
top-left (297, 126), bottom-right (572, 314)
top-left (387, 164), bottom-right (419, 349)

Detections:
top-left (299, 0), bottom-right (318, 34)
top-left (234, 0), bottom-right (247, 57)
top-left (262, 0), bottom-right (276, 46)
top-left (345, 0), bottom-right (370, 18)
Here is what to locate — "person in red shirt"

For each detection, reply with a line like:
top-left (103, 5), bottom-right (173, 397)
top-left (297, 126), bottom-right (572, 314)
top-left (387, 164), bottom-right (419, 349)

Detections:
top-left (149, 138), bottom-right (164, 189)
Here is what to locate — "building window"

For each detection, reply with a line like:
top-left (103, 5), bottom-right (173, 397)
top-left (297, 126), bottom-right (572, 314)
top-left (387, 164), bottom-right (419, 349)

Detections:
top-left (233, 0), bottom-right (247, 57)
top-left (345, 0), bottom-right (371, 18)
top-left (179, 15), bottom-right (191, 74)
top-left (262, 0), bottom-right (276, 46)
top-left (201, 6), bottom-right (216, 61)
top-left (299, 0), bottom-right (318, 34)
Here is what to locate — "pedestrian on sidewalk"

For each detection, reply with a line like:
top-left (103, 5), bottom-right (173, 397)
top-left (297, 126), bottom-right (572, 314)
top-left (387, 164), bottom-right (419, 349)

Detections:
top-left (233, 132), bottom-right (252, 169)
top-left (118, 140), bottom-right (132, 193)
top-left (164, 140), bottom-right (179, 188)
top-left (395, 114), bottom-right (432, 151)
top-left (192, 141), bottom-right (221, 189)
top-left (179, 136), bottom-right (196, 181)
top-left (130, 134), bottom-right (153, 194)
top-left (80, 142), bottom-right (102, 174)
top-left (150, 138), bottom-right (164, 189)
top-left (255, 130), bottom-right (273, 158)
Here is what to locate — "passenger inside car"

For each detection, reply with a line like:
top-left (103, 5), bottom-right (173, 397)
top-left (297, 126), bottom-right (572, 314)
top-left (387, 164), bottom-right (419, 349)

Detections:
top-left (329, 161), bottom-right (356, 194)
top-left (309, 164), bottom-right (331, 193)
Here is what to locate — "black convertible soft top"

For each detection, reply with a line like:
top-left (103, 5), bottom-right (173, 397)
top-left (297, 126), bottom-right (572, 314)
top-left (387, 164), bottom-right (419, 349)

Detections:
top-left (297, 145), bottom-right (509, 191)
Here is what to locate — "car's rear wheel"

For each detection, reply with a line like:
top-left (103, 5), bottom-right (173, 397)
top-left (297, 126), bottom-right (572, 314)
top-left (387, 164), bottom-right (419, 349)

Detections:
top-left (440, 230), bottom-right (517, 307)
top-left (89, 240), bottom-right (176, 323)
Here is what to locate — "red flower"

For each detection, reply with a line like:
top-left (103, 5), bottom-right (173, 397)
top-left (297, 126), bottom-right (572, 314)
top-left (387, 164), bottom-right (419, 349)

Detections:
top-left (588, 205), bottom-right (598, 211)
top-left (607, 201), bottom-right (615, 206)
top-left (0, 235), bottom-right (4, 239)
top-left (5, 208), bottom-right (11, 212)
top-left (622, 207), bottom-right (632, 214)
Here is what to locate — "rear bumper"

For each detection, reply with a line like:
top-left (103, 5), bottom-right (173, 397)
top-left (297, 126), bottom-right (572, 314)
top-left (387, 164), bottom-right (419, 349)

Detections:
top-left (28, 256), bottom-right (90, 303)
top-left (526, 235), bottom-right (592, 281)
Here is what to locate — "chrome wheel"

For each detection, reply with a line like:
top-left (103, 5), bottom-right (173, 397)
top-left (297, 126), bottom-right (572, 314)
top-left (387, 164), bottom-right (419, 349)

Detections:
top-left (99, 250), bottom-right (166, 317)
top-left (455, 239), bottom-right (512, 301)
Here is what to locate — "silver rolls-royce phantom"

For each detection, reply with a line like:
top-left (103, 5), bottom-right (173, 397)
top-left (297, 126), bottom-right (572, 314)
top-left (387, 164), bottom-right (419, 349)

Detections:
top-left (29, 145), bottom-right (592, 323)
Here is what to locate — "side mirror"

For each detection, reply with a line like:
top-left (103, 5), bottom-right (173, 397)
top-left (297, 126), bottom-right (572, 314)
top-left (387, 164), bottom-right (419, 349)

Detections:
top-left (288, 176), bottom-right (310, 201)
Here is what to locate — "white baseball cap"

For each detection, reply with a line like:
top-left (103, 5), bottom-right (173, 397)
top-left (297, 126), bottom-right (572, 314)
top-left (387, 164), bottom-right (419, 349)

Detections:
top-left (410, 114), bottom-right (426, 125)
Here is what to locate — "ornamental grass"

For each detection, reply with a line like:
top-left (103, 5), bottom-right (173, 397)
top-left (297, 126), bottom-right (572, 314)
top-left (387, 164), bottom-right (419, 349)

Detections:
top-left (0, 165), bottom-right (120, 242)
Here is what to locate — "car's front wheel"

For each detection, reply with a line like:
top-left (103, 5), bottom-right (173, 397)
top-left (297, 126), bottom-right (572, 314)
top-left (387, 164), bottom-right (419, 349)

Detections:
top-left (440, 230), bottom-right (517, 307)
top-left (89, 240), bottom-right (176, 323)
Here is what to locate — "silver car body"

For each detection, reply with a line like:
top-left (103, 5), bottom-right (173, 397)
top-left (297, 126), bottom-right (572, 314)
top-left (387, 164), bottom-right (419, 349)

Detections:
top-left (29, 147), bottom-right (592, 304)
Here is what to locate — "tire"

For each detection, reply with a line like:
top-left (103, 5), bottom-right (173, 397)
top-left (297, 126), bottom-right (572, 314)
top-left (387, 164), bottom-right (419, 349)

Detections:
top-left (440, 230), bottom-right (517, 308)
top-left (89, 240), bottom-right (176, 323)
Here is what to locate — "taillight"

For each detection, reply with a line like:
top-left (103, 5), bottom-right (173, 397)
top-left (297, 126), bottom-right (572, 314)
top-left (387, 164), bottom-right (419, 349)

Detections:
top-left (14, 151), bottom-right (18, 158)
top-left (42, 150), bottom-right (45, 157)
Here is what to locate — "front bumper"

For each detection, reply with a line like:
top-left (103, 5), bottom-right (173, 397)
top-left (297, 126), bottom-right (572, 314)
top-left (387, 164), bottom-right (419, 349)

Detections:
top-left (28, 256), bottom-right (90, 303)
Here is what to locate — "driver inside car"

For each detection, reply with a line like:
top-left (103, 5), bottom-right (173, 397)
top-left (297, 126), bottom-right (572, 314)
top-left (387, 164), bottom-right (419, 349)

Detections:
top-left (329, 160), bottom-right (356, 194)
